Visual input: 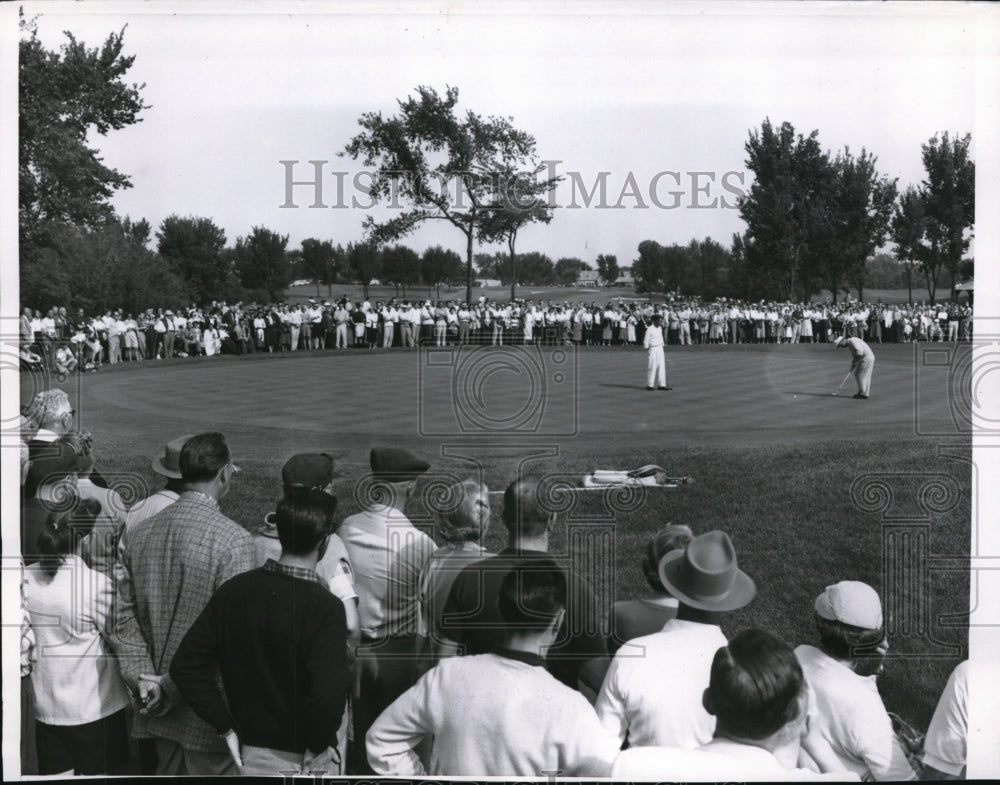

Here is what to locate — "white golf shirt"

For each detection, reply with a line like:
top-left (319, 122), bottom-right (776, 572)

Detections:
top-left (794, 644), bottom-right (915, 781)
top-left (595, 619), bottom-right (726, 748)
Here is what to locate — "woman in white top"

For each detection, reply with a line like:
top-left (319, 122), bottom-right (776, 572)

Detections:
top-left (23, 509), bottom-right (131, 775)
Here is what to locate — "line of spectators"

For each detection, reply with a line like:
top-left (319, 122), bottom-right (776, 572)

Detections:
top-left (17, 390), bottom-right (969, 779)
top-left (18, 297), bottom-right (974, 375)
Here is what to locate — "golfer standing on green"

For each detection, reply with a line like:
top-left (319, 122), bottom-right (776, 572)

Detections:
top-left (834, 336), bottom-right (875, 399)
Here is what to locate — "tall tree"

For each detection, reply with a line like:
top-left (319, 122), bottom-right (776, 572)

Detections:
top-left (156, 215), bottom-right (227, 303)
top-left (890, 186), bottom-right (927, 303)
top-left (347, 241), bottom-right (381, 300)
top-left (381, 244), bottom-right (421, 297)
top-left (20, 19), bottom-right (148, 266)
top-left (739, 119), bottom-right (834, 301)
top-left (421, 245), bottom-right (464, 299)
top-left (822, 148), bottom-right (898, 302)
top-left (686, 238), bottom-right (733, 299)
top-left (595, 254), bottom-right (620, 286)
top-left (477, 164), bottom-right (560, 301)
top-left (344, 85), bottom-right (554, 304)
top-left (921, 132), bottom-right (975, 300)
top-left (235, 226), bottom-right (289, 300)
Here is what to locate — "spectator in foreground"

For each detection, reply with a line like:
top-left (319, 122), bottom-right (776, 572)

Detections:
top-left (367, 565), bottom-right (620, 777)
top-left (112, 432), bottom-right (255, 776)
top-left (21, 440), bottom-right (94, 566)
top-left (608, 523), bottom-right (693, 654)
top-left (254, 453), bottom-right (359, 646)
top-left (595, 530), bottom-right (756, 749)
top-left (417, 478), bottom-right (492, 661)
top-left (339, 446), bottom-right (436, 773)
top-left (24, 506), bottom-right (131, 776)
top-left (921, 660), bottom-right (968, 780)
top-left (171, 491), bottom-right (350, 775)
top-left (612, 629), bottom-right (855, 781)
top-left (57, 432), bottom-right (125, 576)
top-left (794, 581), bottom-right (916, 781)
top-left (440, 476), bottom-right (610, 701)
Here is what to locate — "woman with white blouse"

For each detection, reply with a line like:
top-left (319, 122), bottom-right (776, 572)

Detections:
top-left (23, 509), bottom-right (131, 775)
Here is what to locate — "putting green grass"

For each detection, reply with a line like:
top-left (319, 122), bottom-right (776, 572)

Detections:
top-left (22, 340), bottom-right (970, 730)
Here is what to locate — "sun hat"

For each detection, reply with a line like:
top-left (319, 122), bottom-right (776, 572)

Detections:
top-left (152, 435), bottom-right (194, 479)
top-left (658, 531), bottom-right (756, 612)
top-left (814, 581), bottom-right (883, 630)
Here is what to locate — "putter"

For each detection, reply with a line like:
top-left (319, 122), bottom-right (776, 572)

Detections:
top-left (833, 370), bottom-right (852, 396)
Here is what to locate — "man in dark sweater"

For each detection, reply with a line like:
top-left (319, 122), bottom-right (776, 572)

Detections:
top-left (170, 490), bottom-right (349, 775)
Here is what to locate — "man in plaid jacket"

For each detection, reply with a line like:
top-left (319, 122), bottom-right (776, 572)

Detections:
top-left (112, 432), bottom-right (255, 775)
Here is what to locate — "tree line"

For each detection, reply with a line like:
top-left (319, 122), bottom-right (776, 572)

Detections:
top-left (19, 21), bottom-right (974, 315)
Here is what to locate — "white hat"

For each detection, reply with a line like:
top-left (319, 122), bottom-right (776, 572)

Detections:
top-left (815, 581), bottom-right (883, 630)
top-left (832, 336), bottom-right (845, 346)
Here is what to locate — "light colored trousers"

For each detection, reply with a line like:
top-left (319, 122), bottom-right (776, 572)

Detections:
top-left (854, 355), bottom-right (875, 395)
top-left (647, 346), bottom-right (666, 388)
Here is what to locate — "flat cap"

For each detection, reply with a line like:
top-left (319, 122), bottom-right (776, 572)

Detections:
top-left (281, 453), bottom-right (340, 489)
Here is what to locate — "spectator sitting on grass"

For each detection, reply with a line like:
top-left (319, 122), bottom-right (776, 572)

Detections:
top-left (794, 581), bottom-right (916, 781)
top-left (608, 523), bottom-right (692, 655)
top-left (53, 344), bottom-right (78, 376)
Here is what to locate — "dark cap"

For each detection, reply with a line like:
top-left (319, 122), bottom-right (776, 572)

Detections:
top-left (281, 453), bottom-right (340, 489)
top-left (370, 447), bottom-right (429, 483)
top-left (27, 441), bottom-right (93, 489)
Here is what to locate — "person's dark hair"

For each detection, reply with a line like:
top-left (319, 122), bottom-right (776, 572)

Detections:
top-left (275, 490), bottom-right (337, 556)
top-left (642, 524), bottom-right (693, 591)
top-left (497, 560), bottom-right (566, 635)
top-left (179, 432), bottom-right (230, 483)
top-left (705, 628), bottom-right (805, 741)
top-left (502, 477), bottom-right (551, 540)
top-left (36, 498), bottom-right (102, 577)
top-left (815, 614), bottom-right (885, 661)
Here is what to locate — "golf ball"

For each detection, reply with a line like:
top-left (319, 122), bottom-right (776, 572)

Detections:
top-left (793, 395), bottom-right (798, 399)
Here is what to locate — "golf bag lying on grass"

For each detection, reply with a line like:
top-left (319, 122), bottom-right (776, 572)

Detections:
top-left (583, 464), bottom-right (695, 489)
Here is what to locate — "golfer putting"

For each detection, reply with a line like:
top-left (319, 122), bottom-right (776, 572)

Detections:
top-left (643, 314), bottom-right (671, 391)
top-left (833, 335), bottom-right (875, 399)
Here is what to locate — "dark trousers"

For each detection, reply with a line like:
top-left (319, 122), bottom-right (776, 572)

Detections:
top-left (349, 635), bottom-right (418, 774)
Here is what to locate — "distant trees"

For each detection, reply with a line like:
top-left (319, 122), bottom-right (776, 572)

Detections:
top-left (554, 257), bottom-right (587, 286)
top-left (300, 238), bottom-right (342, 298)
top-left (235, 226), bottom-right (289, 300)
top-left (596, 254), bottom-right (620, 285)
top-left (380, 245), bottom-right (421, 297)
top-left (156, 216), bottom-right (228, 303)
top-left (633, 238), bottom-right (734, 297)
top-left (27, 217), bottom-right (188, 314)
top-left (421, 245), bottom-right (464, 299)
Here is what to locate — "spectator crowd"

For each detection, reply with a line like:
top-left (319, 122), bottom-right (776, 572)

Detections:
top-left (18, 296), bottom-right (974, 375)
top-left (17, 388), bottom-right (970, 780)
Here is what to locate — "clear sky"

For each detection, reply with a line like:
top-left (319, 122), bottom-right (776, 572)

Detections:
top-left (15, 0), bottom-right (990, 269)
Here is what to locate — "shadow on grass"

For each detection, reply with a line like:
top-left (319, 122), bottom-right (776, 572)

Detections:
top-left (783, 391), bottom-right (857, 399)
